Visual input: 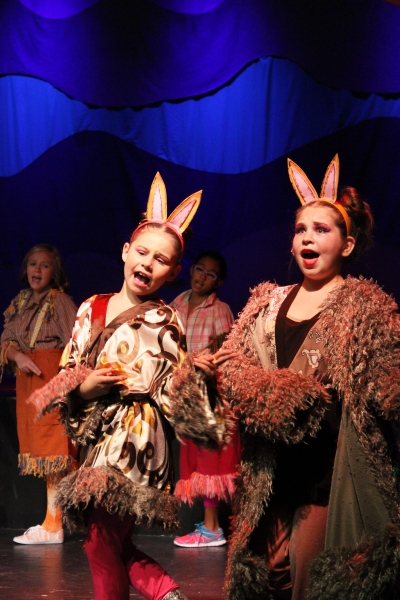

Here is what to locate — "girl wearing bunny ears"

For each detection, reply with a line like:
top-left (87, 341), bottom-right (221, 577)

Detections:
top-left (220, 156), bottom-right (400, 600)
top-left (27, 173), bottom-right (233, 600)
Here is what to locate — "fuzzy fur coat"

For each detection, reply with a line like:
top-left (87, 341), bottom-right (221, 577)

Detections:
top-left (220, 277), bottom-right (400, 600)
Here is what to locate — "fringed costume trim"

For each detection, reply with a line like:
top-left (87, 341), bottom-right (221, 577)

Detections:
top-left (174, 472), bottom-right (237, 506)
top-left (3, 288), bottom-right (59, 323)
top-left (56, 465), bottom-right (179, 533)
top-left (0, 340), bottom-right (19, 380)
top-left (27, 363), bottom-right (93, 418)
top-left (18, 453), bottom-right (78, 478)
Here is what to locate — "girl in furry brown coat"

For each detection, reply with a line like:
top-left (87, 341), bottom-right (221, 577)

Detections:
top-left (221, 156), bottom-right (400, 600)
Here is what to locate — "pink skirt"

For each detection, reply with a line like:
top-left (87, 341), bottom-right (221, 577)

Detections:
top-left (174, 422), bottom-right (240, 505)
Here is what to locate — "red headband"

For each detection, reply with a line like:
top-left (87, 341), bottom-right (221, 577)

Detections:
top-left (131, 219), bottom-right (185, 249)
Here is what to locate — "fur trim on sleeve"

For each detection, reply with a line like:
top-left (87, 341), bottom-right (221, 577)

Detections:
top-left (221, 357), bottom-right (329, 443)
top-left (26, 363), bottom-right (93, 417)
top-left (169, 354), bottom-right (234, 450)
top-left (224, 551), bottom-right (272, 600)
top-left (219, 280), bottom-right (329, 442)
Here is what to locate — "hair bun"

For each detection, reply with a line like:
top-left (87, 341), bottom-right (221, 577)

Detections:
top-left (338, 187), bottom-right (374, 258)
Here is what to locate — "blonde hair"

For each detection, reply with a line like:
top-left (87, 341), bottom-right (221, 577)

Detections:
top-left (20, 244), bottom-right (70, 291)
top-left (130, 221), bottom-right (189, 264)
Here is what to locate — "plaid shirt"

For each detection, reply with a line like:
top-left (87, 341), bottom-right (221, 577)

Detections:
top-left (171, 290), bottom-right (234, 354)
top-left (1, 289), bottom-right (77, 356)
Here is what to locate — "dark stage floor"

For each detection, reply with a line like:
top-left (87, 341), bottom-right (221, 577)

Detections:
top-left (0, 529), bottom-right (227, 600)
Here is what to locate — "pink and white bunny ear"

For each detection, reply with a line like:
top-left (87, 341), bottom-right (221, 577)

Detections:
top-left (287, 154), bottom-right (351, 235)
top-left (320, 154), bottom-right (339, 202)
top-left (287, 158), bottom-right (319, 205)
top-left (167, 190), bottom-right (202, 234)
top-left (146, 172), bottom-right (168, 221)
top-left (132, 173), bottom-right (202, 245)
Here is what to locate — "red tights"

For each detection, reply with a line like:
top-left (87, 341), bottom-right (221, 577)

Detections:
top-left (85, 507), bottom-right (178, 600)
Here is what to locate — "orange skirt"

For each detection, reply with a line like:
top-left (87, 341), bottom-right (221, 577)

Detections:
top-left (16, 348), bottom-right (76, 477)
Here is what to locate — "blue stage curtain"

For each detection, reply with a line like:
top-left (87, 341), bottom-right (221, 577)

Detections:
top-left (1, 0), bottom-right (400, 317)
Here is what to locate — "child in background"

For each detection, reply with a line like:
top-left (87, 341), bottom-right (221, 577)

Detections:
top-left (1, 244), bottom-right (77, 544)
top-left (172, 251), bottom-right (240, 547)
top-left (27, 175), bottom-right (233, 600)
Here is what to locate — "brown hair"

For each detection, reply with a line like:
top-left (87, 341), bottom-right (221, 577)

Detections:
top-left (20, 244), bottom-right (70, 292)
top-left (295, 187), bottom-right (374, 261)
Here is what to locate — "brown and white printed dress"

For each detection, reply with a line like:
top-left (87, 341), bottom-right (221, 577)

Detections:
top-left (29, 294), bottom-right (231, 532)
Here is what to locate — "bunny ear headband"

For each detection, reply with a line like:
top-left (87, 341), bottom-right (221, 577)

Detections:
top-left (287, 154), bottom-right (351, 236)
top-left (133, 172), bottom-right (202, 249)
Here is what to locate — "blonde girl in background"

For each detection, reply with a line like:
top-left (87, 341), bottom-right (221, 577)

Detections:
top-left (1, 244), bottom-right (77, 544)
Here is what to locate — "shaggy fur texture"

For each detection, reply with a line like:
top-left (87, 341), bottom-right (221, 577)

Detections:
top-left (220, 281), bottom-right (329, 444)
top-left (169, 354), bottom-right (234, 450)
top-left (318, 278), bottom-right (400, 528)
top-left (224, 437), bottom-right (276, 599)
top-left (58, 399), bottom-right (107, 446)
top-left (26, 363), bottom-right (92, 417)
top-left (308, 525), bottom-right (400, 600)
top-left (57, 465), bottom-right (179, 532)
top-left (221, 277), bottom-right (400, 599)
top-left (222, 362), bottom-right (329, 443)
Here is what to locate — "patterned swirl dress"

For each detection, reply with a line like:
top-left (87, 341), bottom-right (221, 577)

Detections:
top-left (32, 294), bottom-right (229, 531)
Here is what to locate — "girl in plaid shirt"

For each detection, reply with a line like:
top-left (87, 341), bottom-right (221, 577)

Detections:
top-left (172, 251), bottom-right (241, 548)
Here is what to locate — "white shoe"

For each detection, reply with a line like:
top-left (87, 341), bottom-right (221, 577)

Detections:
top-left (13, 525), bottom-right (64, 545)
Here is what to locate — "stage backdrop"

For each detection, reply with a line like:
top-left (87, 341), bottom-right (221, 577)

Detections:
top-left (1, 0), bottom-right (400, 525)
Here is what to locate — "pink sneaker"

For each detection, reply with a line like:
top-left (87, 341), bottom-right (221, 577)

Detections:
top-left (13, 525), bottom-right (64, 545)
top-left (174, 522), bottom-right (226, 548)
